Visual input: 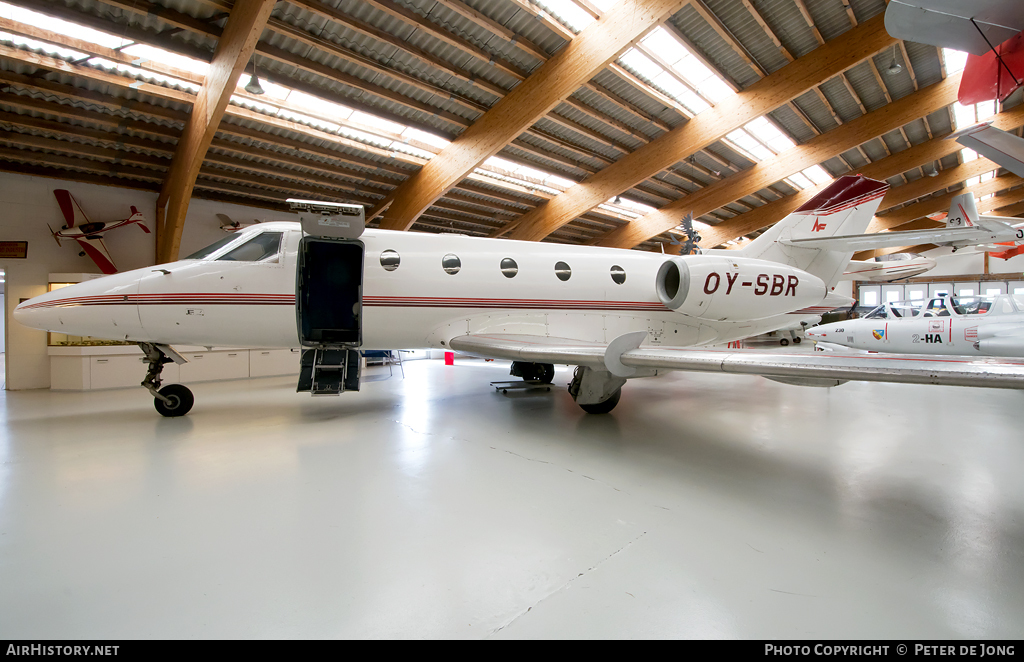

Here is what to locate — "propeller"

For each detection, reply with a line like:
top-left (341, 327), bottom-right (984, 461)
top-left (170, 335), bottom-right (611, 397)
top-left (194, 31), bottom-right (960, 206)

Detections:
top-left (668, 212), bottom-right (702, 255)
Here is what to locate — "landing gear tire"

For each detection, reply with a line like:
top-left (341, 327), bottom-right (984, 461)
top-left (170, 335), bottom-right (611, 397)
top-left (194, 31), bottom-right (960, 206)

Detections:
top-left (154, 384), bottom-right (194, 417)
top-left (793, 336), bottom-right (802, 344)
top-left (780, 338), bottom-right (790, 346)
top-left (511, 361), bottom-right (555, 384)
top-left (528, 363), bottom-right (556, 384)
top-left (579, 388), bottom-right (621, 415)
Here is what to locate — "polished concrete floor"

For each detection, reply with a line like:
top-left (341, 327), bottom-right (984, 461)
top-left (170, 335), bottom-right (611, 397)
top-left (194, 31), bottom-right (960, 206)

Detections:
top-left (2, 356), bottom-right (1023, 639)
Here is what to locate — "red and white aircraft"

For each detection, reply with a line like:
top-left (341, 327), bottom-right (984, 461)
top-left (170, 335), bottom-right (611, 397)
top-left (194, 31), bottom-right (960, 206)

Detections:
top-left (49, 189), bottom-right (150, 274)
top-left (16, 176), bottom-right (1024, 417)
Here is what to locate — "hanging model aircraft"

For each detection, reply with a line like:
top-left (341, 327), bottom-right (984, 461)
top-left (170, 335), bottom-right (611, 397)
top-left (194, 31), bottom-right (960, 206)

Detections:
top-left (806, 293), bottom-right (1024, 357)
top-left (216, 213), bottom-right (262, 232)
top-left (48, 189), bottom-right (150, 274)
top-left (15, 176), bottom-right (1024, 418)
top-left (885, 0), bottom-right (1024, 105)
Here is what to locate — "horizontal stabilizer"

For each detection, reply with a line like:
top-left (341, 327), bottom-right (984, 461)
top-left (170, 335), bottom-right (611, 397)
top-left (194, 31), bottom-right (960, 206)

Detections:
top-left (949, 122), bottom-right (1024, 179)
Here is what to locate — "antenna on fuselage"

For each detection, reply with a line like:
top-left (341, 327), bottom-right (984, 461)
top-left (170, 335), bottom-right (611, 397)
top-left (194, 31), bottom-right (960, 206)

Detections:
top-left (287, 199), bottom-right (366, 240)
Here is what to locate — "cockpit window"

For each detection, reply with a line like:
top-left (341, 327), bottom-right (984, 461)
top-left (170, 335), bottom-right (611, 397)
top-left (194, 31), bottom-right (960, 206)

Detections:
top-left (184, 235), bottom-right (240, 260)
top-left (864, 305), bottom-right (887, 319)
top-left (950, 296), bottom-right (992, 315)
top-left (217, 232), bottom-right (283, 262)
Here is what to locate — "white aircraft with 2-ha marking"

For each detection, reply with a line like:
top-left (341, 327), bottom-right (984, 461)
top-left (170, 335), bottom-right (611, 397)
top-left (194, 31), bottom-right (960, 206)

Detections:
top-left (16, 175), bottom-right (1024, 417)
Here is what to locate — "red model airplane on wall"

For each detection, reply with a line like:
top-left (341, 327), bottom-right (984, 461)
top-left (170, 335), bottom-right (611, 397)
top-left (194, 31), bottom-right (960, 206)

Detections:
top-left (49, 189), bottom-right (150, 274)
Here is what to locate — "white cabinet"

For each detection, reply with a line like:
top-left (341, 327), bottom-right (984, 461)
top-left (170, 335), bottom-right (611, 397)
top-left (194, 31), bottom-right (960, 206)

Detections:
top-left (250, 349), bottom-right (301, 377)
top-left (49, 346), bottom-right (297, 390)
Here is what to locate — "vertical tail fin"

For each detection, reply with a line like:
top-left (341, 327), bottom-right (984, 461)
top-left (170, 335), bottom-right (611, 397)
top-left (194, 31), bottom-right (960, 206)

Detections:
top-left (734, 175), bottom-right (889, 289)
top-left (945, 192), bottom-right (978, 228)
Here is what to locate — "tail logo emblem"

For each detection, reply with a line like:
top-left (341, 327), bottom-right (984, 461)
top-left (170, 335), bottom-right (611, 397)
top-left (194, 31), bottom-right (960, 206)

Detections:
top-left (811, 219), bottom-right (827, 232)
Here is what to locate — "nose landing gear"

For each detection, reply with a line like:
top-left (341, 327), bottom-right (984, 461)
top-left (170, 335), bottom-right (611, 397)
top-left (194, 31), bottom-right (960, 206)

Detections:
top-left (139, 342), bottom-right (193, 417)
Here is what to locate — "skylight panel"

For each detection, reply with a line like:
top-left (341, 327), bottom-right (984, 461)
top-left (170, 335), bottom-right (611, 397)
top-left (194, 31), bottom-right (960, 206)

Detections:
top-left (744, 117), bottom-right (795, 153)
top-left (639, 27), bottom-right (735, 105)
top-left (802, 165), bottom-right (832, 185)
top-left (287, 90), bottom-right (353, 119)
top-left (88, 57), bottom-right (201, 92)
top-left (725, 129), bottom-right (773, 161)
top-left (640, 29), bottom-right (685, 67)
top-left (652, 73), bottom-right (709, 114)
top-left (350, 111), bottom-right (406, 137)
top-left (0, 31), bottom-right (89, 61)
top-left (785, 172), bottom-right (814, 190)
top-left (403, 128), bottom-right (450, 149)
top-left (547, 175), bottom-right (576, 190)
top-left (532, 0), bottom-right (595, 32)
top-left (619, 49), bottom-right (664, 82)
top-left (484, 156), bottom-right (519, 172)
top-left (121, 44), bottom-right (209, 76)
top-left (942, 48), bottom-right (968, 74)
top-left (0, 1), bottom-right (129, 49)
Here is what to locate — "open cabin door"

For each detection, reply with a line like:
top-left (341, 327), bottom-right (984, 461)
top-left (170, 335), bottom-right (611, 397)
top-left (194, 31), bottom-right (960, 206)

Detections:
top-left (293, 203), bottom-right (366, 395)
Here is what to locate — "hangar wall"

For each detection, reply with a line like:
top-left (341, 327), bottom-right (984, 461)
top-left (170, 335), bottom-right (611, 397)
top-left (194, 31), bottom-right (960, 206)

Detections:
top-left (922, 246), bottom-right (1024, 276)
top-left (0, 172), bottom-right (300, 390)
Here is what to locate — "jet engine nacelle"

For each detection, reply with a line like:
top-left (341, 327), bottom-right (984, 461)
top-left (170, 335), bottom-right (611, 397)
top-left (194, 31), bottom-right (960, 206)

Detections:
top-left (655, 255), bottom-right (826, 322)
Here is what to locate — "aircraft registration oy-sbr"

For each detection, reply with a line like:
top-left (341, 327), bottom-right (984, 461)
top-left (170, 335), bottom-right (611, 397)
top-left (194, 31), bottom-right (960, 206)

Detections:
top-left (15, 175), bottom-right (1024, 417)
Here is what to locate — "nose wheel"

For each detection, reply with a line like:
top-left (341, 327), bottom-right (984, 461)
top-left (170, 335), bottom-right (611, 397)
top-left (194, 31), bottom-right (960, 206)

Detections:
top-left (139, 342), bottom-right (193, 417)
top-left (154, 384), bottom-right (194, 417)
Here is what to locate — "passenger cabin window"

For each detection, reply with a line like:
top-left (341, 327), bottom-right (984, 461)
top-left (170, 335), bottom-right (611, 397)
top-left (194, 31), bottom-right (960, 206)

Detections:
top-left (500, 258), bottom-right (518, 278)
top-left (554, 261), bottom-right (571, 282)
top-left (610, 265), bottom-right (626, 284)
top-left (380, 250), bottom-right (400, 271)
top-left (442, 254), bottom-right (461, 275)
top-left (217, 232), bottom-right (283, 262)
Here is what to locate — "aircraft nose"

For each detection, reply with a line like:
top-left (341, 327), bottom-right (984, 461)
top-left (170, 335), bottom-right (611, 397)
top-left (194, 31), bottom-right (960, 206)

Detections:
top-left (13, 272), bottom-right (147, 341)
top-left (13, 293), bottom-right (61, 332)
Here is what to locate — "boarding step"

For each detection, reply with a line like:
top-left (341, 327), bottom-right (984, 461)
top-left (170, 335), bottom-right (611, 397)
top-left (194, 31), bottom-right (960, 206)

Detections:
top-left (297, 348), bottom-right (361, 395)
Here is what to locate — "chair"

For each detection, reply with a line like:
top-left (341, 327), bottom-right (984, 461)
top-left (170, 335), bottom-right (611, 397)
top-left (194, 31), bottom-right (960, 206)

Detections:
top-left (362, 350), bottom-right (405, 377)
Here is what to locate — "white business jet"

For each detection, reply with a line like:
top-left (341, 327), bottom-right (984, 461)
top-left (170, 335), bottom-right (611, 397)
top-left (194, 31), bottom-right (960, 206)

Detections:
top-left (806, 293), bottom-right (1024, 357)
top-left (15, 175), bottom-right (1024, 417)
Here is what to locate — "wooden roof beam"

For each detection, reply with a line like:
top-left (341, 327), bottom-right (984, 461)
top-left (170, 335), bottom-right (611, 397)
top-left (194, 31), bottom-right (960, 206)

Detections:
top-left (868, 175), bottom-right (1024, 233)
top-left (663, 100), bottom-right (1024, 248)
top-left (369, 0), bottom-right (689, 231)
top-left (509, 13), bottom-right (897, 242)
top-left (156, 0), bottom-right (276, 263)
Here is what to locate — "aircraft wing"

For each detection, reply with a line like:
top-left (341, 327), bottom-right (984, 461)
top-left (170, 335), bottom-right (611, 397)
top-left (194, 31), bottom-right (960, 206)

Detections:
top-left (949, 123), bottom-right (1024, 179)
top-left (780, 222), bottom-right (1023, 251)
top-left (884, 0), bottom-right (1022, 56)
top-left (74, 235), bottom-right (117, 274)
top-left (54, 189), bottom-right (90, 228)
top-left (448, 334), bottom-right (1024, 389)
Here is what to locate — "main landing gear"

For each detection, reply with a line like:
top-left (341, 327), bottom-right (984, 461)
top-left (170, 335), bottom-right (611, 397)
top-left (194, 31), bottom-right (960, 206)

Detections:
top-left (568, 366), bottom-right (624, 415)
top-left (139, 342), bottom-right (193, 417)
top-left (510, 361), bottom-right (555, 384)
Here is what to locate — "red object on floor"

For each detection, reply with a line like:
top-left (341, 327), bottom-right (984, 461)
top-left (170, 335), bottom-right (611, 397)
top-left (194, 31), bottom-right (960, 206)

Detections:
top-left (444, 351), bottom-right (454, 365)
